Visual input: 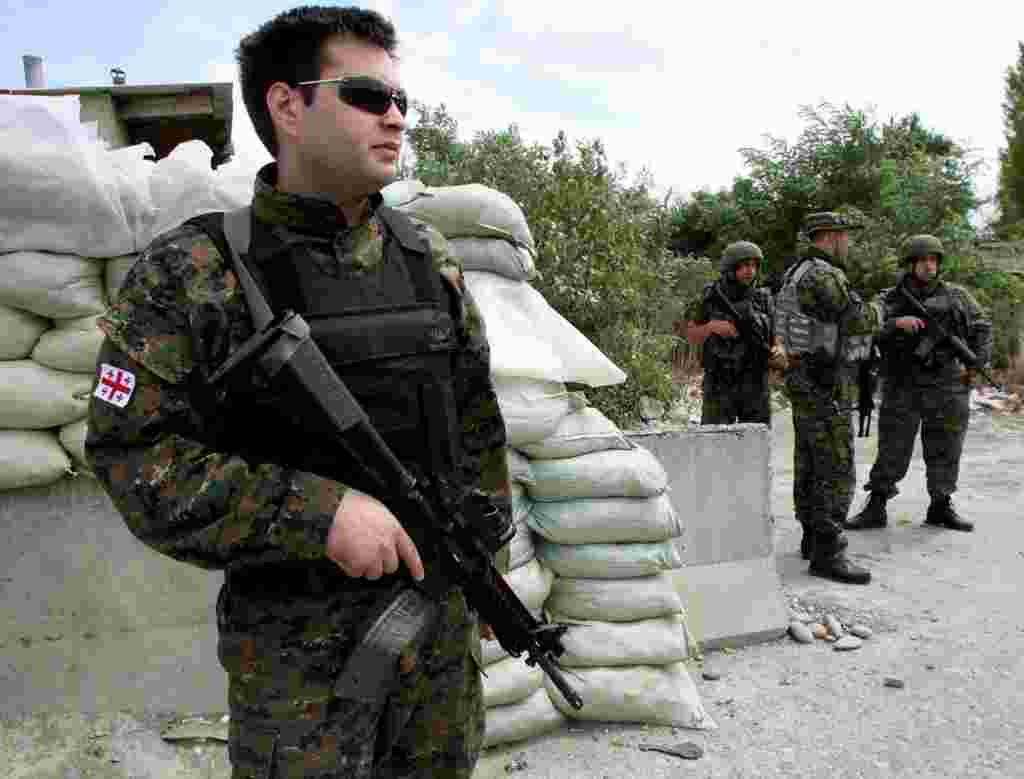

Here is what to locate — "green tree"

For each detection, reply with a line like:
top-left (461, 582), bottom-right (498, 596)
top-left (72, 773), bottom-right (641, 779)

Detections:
top-left (996, 42), bottom-right (1024, 239)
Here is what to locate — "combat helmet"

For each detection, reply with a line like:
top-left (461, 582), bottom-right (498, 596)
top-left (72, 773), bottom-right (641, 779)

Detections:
top-left (901, 234), bottom-right (944, 263)
top-left (801, 211), bottom-right (863, 239)
top-left (720, 240), bottom-right (764, 275)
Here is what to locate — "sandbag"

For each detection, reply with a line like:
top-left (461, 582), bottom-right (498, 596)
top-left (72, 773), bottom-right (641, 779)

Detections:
top-left (106, 143), bottom-right (156, 249)
top-left (482, 656), bottom-right (544, 708)
top-left (527, 492), bottom-right (682, 545)
top-left (493, 377), bottom-right (581, 447)
top-left (465, 271), bottom-right (626, 386)
top-left (448, 237), bottom-right (535, 281)
top-left (396, 183), bottom-right (535, 252)
top-left (545, 574), bottom-right (684, 622)
top-left (58, 418), bottom-right (90, 469)
top-left (549, 614), bottom-right (692, 668)
top-left (0, 361), bottom-right (94, 429)
top-left (0, 251), bottom-right (107, 319)
top-left (104, 254), bottom-right (139, 303)
top-left (506, 447), bottom-right (534, 486)
top-left (526, 445), bottom-right (667, 500)
top-left (506, 486), bottom-right (536, 570)
top-left (503, 558), bottom-right (555, 613)
top-left (483, 688), bottom-right (566, 748)
top-left (480, 608), bottom-right (542, 667)
top-left (31, 314), bottom-right (104, 373)
top-left (0, 96), bottom-right (134, 258)
top-left (534, 539), bottom-right (683, 579)
top-left (0, 303), bottom-right (48, 360)
top-left (545, 663), bottom-right (716, 730)
top-left (0, 430), bottom-right (72, 490)
top-left (517, 406), bottom-right (632, 460)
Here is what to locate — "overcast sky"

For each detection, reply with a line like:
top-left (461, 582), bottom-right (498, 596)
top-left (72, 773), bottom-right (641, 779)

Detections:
top-left (4, 1), bottom-right (1023, 214)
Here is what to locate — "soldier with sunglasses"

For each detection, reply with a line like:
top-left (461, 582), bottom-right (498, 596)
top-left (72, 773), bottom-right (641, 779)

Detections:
top-left (86, 6), bottom-right (510, 778)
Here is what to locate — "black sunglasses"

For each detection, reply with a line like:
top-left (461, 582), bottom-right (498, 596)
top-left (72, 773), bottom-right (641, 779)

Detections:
top-left (296, 75), bottom-right (408, 117)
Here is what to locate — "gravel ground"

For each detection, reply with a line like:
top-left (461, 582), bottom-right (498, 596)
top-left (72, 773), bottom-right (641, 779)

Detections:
top-left (4, 408), bottom-right (1022, 779)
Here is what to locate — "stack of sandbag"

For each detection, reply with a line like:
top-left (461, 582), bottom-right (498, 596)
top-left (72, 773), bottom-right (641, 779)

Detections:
top-left (0, 95), bottom-right (259, 492)
top-left (0, 95), bottom-right (149, 489)
top-left (522, 412), bottom-right (715, 731)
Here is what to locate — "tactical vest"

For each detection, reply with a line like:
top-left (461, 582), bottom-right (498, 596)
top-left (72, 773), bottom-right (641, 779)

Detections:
top-left (883, 281), bottom-right (964, 377)
top-left (190, 207), bottom-right (463, 492)
top-left (774, 258), bottom-right (872, 364)
top-left (700, 282), bottom-right (766, 376)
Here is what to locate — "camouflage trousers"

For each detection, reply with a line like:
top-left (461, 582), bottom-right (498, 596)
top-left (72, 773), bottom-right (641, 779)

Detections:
top-left (217, 564), bottom-right (483, 779)
top-left (701, 373), bottom-right (770, 425)
top-left (864, 382), bottom-right (970, 501)
top-left (787, 386), bottom-right (855, 552)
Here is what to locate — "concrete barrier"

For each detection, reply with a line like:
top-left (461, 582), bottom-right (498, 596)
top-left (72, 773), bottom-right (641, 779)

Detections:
top-left (628, 424), bottom-right (788, 650)
top-left (0, 475), bottom-right (225, 718)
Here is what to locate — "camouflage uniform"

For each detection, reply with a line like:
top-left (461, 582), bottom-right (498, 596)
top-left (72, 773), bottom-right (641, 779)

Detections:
top-left (863, 273), bottom-right (991, 503)
top-left (86, 163), bottom-right (510, 778)
top-left (782, 245), bottom-right (883, 558)
top-left (685, 284), bottom-right (774, 424)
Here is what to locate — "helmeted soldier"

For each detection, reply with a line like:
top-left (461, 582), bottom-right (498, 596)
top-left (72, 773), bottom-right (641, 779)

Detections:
top-left (85, 6), bottom-right (510, 778)
top-left (845, 234), bottom-right (992, 534)
top-left (685, 240), bottom-right (785, 424)
top-left (775, 212), bottom-right (883, 584)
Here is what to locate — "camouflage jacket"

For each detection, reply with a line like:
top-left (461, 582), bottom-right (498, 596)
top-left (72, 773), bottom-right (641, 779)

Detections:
top-left (686, 280), bottom-right (773, 379)
top-left (877, 273), bottom-right (992, 387)
top-left (783, 246), bottom-right (883, 407)
top-left (86, 164), bottom-right (510, 572)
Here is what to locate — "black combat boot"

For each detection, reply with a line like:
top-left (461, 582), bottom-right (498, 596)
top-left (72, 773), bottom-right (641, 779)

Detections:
top-left (844, 492), bottom-right (888, 530)
top-left (924, 497), bottom-right (974, 532)
top-left (808, 535), bottom-right (872, 585)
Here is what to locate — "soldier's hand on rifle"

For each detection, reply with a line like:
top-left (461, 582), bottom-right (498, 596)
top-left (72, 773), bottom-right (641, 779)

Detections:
top-left (894, 316), bottom-right (926, 334)
top-left (768, 344), bottom-right (788, 372)
top-left (960, 367), bottom-right (977, 387)
top-left (708, 319), bottom-right (738, 338)
top-left (327, 490), bottom-right (425, 582)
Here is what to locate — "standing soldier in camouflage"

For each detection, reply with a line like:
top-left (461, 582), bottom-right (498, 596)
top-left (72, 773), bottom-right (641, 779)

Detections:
top-left (85, 6), bottom-right (510, 778)
top-left (775, 212), bottom-right (883, 584)
top-left (686, 240), bottom-right (786, 424)
top-left (845, 235), bottom-right (991, 533)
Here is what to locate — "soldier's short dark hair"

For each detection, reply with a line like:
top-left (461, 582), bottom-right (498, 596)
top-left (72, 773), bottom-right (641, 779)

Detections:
top-left (236, 5), bottom-right (398, 157)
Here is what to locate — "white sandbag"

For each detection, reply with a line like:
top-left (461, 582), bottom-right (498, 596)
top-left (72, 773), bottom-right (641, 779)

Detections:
top-left (0, 361), bottom-right (94, 429)
top-left (483, 688), bottom-right (567, 748)
top-left (397, 183), bottom-right (535, 252)
top-left (517, 406), bottom-right (632, 460)
top-left (506, 448), bottom-right (534, 486)
top-left (504, 559), bottom-right (555, 613)
top-left (549, 614), bottom-right (691, 668)
top-left (0, 303), bottom-right (48, 360)
top-left (448, 237), bottom-right (535, 281)
top-left (506, 486), bottom-right (536, 570)
top-left (526, 492), bottom-right (682, 545)
top-left (58, 418), bottom-right (90, 469)
top-left (210, 156), bottom-right (260, 210)
top-left (534, 539), bottom-right (683, 579)
top-left (545, 574), bottom-right (684, 622)
top-left (0, 251), bottom-right (107, 319)
top-left (526, 445), bottom-right (667, 500)
top-left (105, 143), bottom-right (156, 249)
top-left (31, 314), bottom-right (104, 373)
top-left (545, 663), bottom-right (716, 730)
top-left (146, 140), bottom-right (241, 244)
top-left (464, 272), bottom-right (626, 387)
top-left (0, 430), bottom-right (72, 490)
top-left (0, 96), bottom-right (134, 258)
top-left (482, 656), bottom-right (544, 708)
top-left (380, 178), bottom-right (428, 208)
top-left (493, 377), bottom-right (581, 447)
top-left (105, 254), bottom-right (139, 303)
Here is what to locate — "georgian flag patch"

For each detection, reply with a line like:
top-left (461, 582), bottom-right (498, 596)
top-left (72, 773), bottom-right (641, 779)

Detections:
top-left (94, 363), bottom-right (136, 408)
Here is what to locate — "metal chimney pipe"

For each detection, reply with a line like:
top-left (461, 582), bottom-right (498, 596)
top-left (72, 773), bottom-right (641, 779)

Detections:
top-left (22, 55), bottom-right (46, 88)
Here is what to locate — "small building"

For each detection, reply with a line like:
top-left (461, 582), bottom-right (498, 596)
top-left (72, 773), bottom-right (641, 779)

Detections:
top-left (2, 57), bottom-right (233, 166)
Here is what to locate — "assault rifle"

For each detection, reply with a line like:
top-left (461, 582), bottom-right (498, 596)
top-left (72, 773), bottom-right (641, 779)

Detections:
top-left (207, 310), bottom-right (584, 710)
top-left (857, 341), bottom-right (880, 437)
top-left (711, 282), bottom-right (771, 353)
top-left (898, 285), bottom-right (1000, 390)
